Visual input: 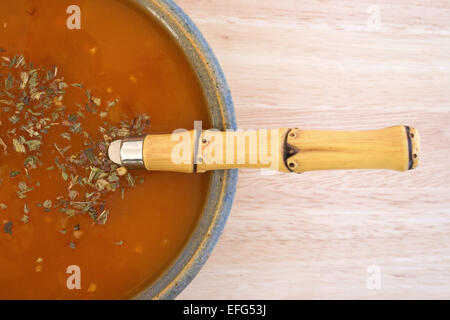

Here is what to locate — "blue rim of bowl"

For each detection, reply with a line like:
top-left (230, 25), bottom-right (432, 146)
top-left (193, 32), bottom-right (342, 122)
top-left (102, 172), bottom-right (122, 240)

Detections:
top-left (130, 0), bottom-right (238, 299)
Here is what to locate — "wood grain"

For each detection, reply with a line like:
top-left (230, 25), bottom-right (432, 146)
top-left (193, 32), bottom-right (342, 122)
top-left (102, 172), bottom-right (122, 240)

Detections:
top-left (175, 0), bottom-right (450, 299)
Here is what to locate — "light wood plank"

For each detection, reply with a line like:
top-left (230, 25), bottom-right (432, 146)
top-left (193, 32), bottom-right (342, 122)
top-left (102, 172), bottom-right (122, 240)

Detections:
top-left (176, 0), bottom-right (450, 299)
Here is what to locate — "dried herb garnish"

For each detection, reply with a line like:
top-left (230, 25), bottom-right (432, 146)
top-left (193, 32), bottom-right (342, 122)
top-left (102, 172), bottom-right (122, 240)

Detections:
top-left (43, 200), bottom-right (52, 210)
top-left (3, 221), bottom-right (12, 235)
top-left (0, 52), bottom-right (150, 246)
top-left (9, 171), bottom-right (20, 178)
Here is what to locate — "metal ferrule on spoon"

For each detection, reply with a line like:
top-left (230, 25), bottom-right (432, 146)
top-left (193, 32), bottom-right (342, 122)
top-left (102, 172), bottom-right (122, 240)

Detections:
top-left (108, 125), bottom-right (420, 173)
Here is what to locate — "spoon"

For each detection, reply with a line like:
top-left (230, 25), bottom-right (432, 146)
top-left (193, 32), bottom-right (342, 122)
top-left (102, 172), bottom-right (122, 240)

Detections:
top-left (107, 125), bottom-right (420, 173)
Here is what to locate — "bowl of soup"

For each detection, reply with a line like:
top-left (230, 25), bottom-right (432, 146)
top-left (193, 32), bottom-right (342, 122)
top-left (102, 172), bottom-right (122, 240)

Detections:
top-left (0, 0), bottom-right (237, 299)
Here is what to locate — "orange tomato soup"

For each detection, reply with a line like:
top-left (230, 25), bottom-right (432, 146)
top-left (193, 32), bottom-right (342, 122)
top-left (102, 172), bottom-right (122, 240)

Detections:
top-left (0, 0), bottom-right (210, 299)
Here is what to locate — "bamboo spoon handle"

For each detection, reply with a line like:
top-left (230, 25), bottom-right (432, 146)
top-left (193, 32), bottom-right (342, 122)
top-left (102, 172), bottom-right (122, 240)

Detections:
top-left (141, 125), bottom-right (420, 173)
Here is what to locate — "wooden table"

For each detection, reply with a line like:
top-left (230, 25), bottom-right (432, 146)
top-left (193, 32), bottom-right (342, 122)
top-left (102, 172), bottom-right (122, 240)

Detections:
top-left (176, 0), bottom-right (450, 299)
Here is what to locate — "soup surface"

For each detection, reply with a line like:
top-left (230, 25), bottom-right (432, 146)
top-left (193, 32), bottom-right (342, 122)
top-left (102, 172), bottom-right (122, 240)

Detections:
top-left (0, 0), bottom-right (210, 299)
